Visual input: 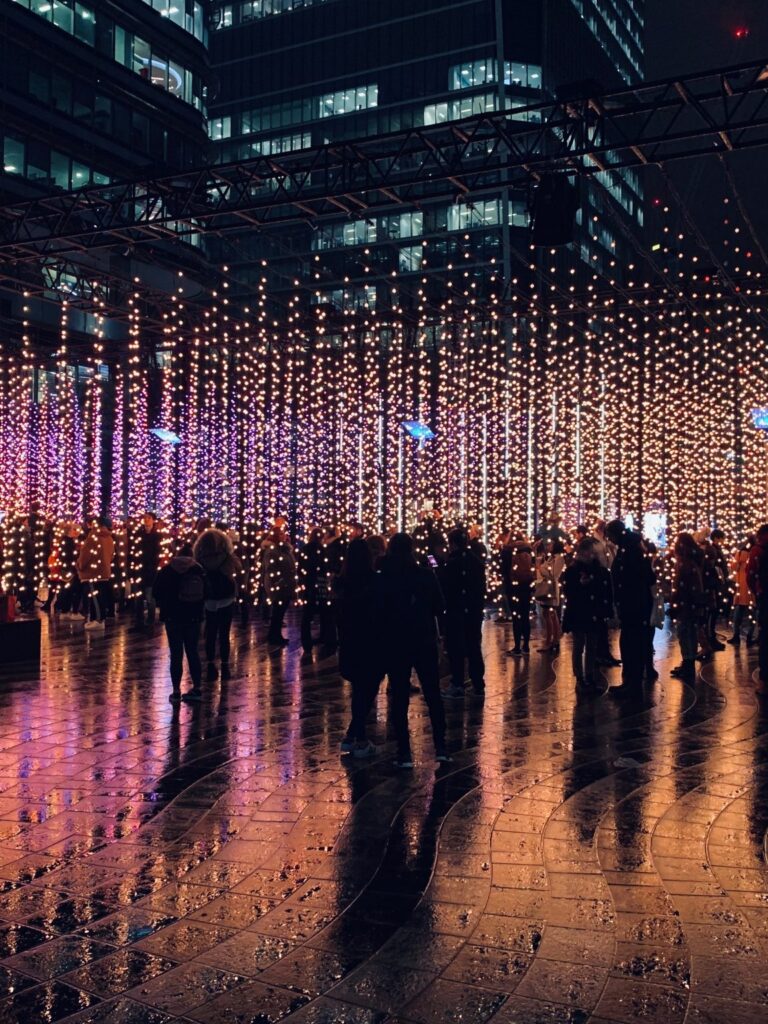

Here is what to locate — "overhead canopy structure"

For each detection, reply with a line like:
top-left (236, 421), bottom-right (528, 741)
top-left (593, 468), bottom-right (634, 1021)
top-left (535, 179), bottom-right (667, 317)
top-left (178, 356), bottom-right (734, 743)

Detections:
top-left (0, 58), bottom-right (766, 265)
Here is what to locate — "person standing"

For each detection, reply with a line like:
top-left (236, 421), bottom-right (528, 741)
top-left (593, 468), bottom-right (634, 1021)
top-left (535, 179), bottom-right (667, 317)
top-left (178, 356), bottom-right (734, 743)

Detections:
top-left (298, 527), bottom-right (324, 655)
top-left (729, 534), bottom-right (757, 645)
top-left (376, 533), bottom-right (450, 768)
top-left (413, 507), bottom-right (447, 566)
top-left (54, 522), bottom-right (82, 616)
top-left (76, 517), bottom-right (115, 631)
top-left (747, 524), bottom-right (768, 689)
top-left (670, 533), bottom-right (706, 683)
top-left (439, 529), bottom-right (486, 698)
top-left (194, 527), bottom-right (242, 680)
top-left (318, 525), bottom-right (344, 653)
top-left (561, 538), bottom-right (612, 688)
top-left (135, 512), bottom-right (162, 627)
top-left (502, 532), bottom-right (534, 656)
top-left (261, 525), bottom-right (296, 647)
top-left (605, 520), bottom-right (656, 694)
top-left (534, 541), bottom-right (565, 653)
top-left (710, 529), bottom-right (731, 642)
top-left (467, 524), bottom-right (488, 564)
top-left (336, 538), bottom-right (385, 757)
top-left (153, 543), bottom-right (205, 702)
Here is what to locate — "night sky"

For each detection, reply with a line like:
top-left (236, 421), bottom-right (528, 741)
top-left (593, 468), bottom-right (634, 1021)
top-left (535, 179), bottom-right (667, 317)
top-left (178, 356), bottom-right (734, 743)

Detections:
top-left (645, 0), bottom-right (768, 254)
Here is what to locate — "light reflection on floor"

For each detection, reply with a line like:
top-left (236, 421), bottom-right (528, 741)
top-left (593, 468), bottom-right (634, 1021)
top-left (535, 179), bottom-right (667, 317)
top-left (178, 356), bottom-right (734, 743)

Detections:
top-left (0, 613), bottom-right (763, 1022)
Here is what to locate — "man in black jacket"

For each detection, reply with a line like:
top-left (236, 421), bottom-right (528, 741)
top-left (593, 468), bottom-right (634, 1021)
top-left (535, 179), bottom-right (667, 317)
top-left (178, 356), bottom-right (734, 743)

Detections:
top-left (606, 520), bottom-right (656, 694)
top-left (438, 529), bottom-right (487, 698)
top-left (135, 513), bottom-right (162, 626)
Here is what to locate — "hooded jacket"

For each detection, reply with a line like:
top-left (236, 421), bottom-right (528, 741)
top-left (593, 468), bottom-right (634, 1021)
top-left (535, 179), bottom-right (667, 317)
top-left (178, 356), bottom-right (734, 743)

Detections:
top-left (153, 555), bottom-right (205, 622)
top-left (76, 527), bottom-right (115, 582)
top-left (194, 529), bottom-right (242, 607)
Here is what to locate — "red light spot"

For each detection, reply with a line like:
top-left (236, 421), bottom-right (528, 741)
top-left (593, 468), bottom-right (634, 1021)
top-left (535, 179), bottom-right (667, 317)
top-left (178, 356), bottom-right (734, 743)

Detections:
top-left (734, 26), bottom-right (749, 38)
top-left (652, 197), bottom-right (661, 206)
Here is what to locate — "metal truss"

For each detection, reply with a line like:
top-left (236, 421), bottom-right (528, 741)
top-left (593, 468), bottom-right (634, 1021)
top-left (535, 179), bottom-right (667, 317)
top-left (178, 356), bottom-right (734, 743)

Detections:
top-left (0, 58), bottom-right (766, 264)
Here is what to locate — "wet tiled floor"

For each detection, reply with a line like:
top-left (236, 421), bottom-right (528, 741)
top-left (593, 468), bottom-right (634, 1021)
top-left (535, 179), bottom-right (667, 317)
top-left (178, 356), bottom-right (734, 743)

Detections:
top-left (0, 614), bottom-right (766, 1023)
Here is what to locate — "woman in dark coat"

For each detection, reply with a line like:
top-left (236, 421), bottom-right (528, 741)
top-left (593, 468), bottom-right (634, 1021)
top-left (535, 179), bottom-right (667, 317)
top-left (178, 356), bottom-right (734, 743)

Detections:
top-left (336, 539), bottom-right (385, 757)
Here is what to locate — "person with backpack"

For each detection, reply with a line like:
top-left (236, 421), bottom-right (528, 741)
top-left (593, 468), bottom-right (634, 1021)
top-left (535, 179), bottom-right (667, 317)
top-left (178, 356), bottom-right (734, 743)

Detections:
top-left (747, 523), bottom-right (768, 689)
top-left (153, 543), bottom-right (206, 702)
top-left (193, 527), bottom-right (242, 681)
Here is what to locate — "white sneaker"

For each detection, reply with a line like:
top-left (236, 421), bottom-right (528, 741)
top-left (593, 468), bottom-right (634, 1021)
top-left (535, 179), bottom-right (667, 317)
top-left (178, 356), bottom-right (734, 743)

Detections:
top-left (84, 620), bottom-right (105, 631)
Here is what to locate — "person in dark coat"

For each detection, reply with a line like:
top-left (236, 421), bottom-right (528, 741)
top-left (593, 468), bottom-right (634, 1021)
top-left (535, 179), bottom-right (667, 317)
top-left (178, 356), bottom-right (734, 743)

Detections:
top-left (194, 527), bottom-right (242, 679)
top-left (375, 532), bottom-right (450, 768)
top-left (336, 539), bottom-right (385, 757)
top-left (747, 523), bottom-right (768, 688)
top-left (561, 538), bottom-right (612, 688)
top-left (502, 532), bottom-right (534, 656)
top-left (298, 527), bottom-right (324, 655)
top-left (438, 529), bottom-right (486, 698)
top-left (412, 508), bottom-right (448, 567)
top-left (153, 543), bottom-right (205, 702)
top-left (261, 526), bottom-right (296, 646)
top-left (135, 512), bottom-right (162, 626)
top-left (606, 520), bottom-right (656, 693)
top-left (670, 532), bottom-right (707, 683)
top-left (467, 524), bottom-right (488, 564)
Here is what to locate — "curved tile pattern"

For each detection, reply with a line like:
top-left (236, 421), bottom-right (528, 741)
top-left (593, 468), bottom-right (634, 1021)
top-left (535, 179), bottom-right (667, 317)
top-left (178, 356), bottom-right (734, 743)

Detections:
top-left (0, 615), bottom-right (763, 1023)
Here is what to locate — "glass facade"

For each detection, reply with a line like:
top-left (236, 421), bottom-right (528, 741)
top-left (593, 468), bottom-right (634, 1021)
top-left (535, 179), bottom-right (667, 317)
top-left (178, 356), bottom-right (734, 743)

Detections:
top-left (205, 0), bottom-right (644, 308)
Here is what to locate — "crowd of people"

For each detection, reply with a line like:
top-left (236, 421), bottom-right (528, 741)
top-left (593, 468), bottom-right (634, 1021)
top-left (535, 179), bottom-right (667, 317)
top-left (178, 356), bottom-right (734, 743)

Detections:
top-left (2, 504), bottom-right (768, 766)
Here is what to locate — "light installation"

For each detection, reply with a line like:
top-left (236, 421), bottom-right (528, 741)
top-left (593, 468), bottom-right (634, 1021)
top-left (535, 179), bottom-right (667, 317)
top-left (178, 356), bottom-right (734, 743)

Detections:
top-left (0, 190), bottom-right (766, 553)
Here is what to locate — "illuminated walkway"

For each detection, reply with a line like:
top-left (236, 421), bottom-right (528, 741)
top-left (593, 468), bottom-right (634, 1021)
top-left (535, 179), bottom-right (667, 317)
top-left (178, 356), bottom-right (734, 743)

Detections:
top-left (0, 614), bottom-right (766, 1023)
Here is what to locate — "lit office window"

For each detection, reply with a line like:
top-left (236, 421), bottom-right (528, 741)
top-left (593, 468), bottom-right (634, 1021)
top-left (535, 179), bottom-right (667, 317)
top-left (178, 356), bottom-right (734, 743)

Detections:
top-left (504, 62), bottom-right (542, 88)
top-left (212, 4), bottom-right (233, 26)
top-left (424, 94), bottom-right (497, 125)
top-left (318, 84), bottom-right (378, 118)
top-left (450, 60), bottom-right (496, 90)
top-left (398, 245), bottom-right (424, 272)
top-left (3, 137), bottom-right (25, 175)
top-left (208, 116), bottom-right (232, 140)
top-left (248, 132), bottom-right (311, 155)
top-left (447, 199), bottom-right (501, 231)
top-left (381, 211), bottom-right (423, 240)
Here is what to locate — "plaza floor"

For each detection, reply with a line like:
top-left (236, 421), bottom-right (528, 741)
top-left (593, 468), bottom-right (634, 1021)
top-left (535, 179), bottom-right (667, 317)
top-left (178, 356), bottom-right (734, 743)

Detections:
top-left (0, 613), bottom-right (766, 1024)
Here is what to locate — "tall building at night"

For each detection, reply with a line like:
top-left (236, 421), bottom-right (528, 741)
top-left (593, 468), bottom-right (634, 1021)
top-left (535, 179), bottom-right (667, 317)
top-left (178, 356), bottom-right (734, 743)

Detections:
top-left (0, 0), bottom-right (212, 340)
top-left (207, 0), bottom-right (645, 311)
